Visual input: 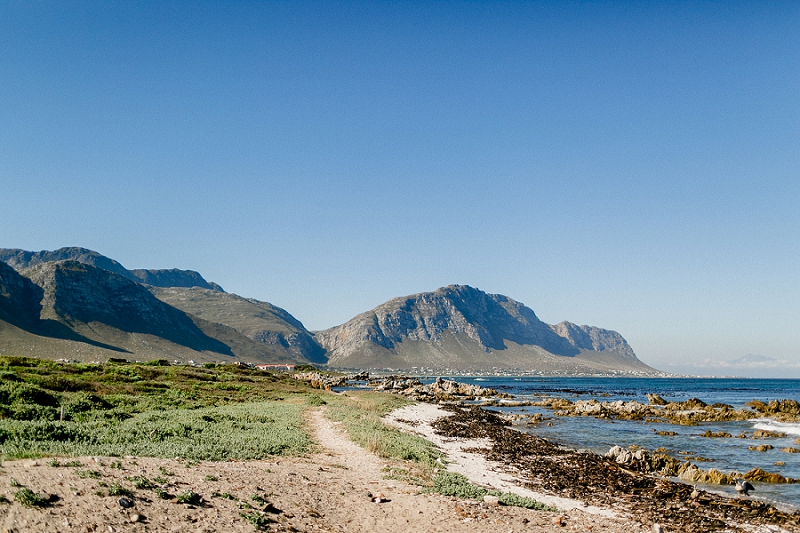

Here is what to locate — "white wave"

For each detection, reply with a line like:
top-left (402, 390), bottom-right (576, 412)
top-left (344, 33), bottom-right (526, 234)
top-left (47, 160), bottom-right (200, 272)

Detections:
top-left (752, 419), bottom-right (800, 436)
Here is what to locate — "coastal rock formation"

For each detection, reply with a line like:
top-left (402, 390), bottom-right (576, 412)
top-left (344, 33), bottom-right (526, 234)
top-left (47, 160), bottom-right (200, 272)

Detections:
top-left (534, 395), bottom-right (762, 424)
top-left (317, 284), bottom-right (655, 374)
top-left (607, 445), bottom-right (799, 486)
top-left (746, 399), bottom-right (800, 421)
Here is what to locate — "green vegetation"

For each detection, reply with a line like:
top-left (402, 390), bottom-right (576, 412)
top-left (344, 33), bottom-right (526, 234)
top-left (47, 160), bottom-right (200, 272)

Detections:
top-left (0, 355), bottom-right (541, 513)
top-left (0, 356), bottom-right (315, 460)
top-left (176, 490), bottom-right (202, 505)
top-left (430, 471), bottom-right (556, 511)
top-left (240, 510), bottom-right (273, 530)
top-left (108, 482), bottom-right (132, 497)
top-left (75, 469), bottom-right (102, 479)
top-left (13, 487), bottom-right (50, 507)
top-left (324, 392), bottom-right (442, 475)
top-left (127, 475), bottom-right (156, 489)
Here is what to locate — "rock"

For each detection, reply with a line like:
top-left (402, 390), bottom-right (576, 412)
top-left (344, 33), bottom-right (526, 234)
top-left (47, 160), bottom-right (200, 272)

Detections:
top-left (748, 444), bottom-right (774, 452)
top-left (753, 429), bottom-right (787, 438)
top-left (118, 497), bottom-right (134, 508)
top-left (653, 524), bottom-right (665, 533)
top-left (553, 514), bottom-right (567, 527)
top-left (647, 393), bottom-right (667, 405)
top-left (743, 467), bottom-right (796, 484)
top-left (746, 399), bottom-right (800, 419)
top-left (781, 447), bottom-right (800, 453)
top-left (130, 514), bottom-right (141, 523)
top-left (482, 495), bottom-right (499, 505)
top-left (702, 430), bottom-right (731, 438)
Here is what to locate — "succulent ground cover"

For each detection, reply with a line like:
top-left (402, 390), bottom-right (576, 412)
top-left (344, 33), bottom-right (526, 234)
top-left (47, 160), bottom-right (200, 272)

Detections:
top-left (0, 357), bottom-right (317, 460)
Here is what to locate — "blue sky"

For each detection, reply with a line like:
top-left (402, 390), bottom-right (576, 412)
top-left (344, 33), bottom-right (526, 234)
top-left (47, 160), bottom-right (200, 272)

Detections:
top-left (2, 1), bottom-right (798, 376)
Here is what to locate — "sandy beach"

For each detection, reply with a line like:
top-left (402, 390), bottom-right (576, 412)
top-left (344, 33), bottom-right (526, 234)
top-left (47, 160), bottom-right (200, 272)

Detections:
top-left (1, 403), bottom-right (796, 533)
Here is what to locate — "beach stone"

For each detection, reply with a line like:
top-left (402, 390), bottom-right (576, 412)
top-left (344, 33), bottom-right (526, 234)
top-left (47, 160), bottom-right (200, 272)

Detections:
top-left (130, 514), bottom-right (141, 523)
top-left (482, 495), bottom-right (499, 505)
top-left (118, 497), bottom-right (134, 508)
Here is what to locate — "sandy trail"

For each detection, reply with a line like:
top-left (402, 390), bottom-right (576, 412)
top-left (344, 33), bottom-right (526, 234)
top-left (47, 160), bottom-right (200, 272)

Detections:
top-left (0, 406), bottom-right (640, 533)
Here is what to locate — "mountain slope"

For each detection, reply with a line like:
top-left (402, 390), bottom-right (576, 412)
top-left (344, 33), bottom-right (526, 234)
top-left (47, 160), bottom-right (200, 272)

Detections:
top-left (150, 287), bottom-right (327, 364)
top-left (316, 284), bottom-right (656, 374)
top-left (0, 259), bottom-right (313, 364)
top-left (0, 247), bottom-right (223, 291)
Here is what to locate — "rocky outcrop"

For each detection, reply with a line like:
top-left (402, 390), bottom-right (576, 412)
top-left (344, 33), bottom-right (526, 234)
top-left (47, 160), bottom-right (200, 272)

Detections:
top-left (0, 247), bottom-right (224, 291)
top-left (317, 284), bottom-right (650, 373)
top-left (129, 268), bottom-right (224, 291)
top-left (534, 395), bottom-right (759, 423)
top-left (746, 399), bottom-right (800, 421)
top-left (606, 445), bottom-right (799, 485)
top-left (550, 321), bottom-right (638, 360)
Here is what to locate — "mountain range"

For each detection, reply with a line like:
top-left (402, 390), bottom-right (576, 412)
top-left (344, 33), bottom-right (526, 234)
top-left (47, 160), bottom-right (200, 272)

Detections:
top-left (0, 247), bottom-right (658, 374)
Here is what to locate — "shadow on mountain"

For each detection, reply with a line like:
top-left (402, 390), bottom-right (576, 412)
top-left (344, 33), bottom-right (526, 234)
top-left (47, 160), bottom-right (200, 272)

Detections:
top-left (461, 295), bottom-right (581, 357)
top-left (33, 319), bottom-right (132, 353)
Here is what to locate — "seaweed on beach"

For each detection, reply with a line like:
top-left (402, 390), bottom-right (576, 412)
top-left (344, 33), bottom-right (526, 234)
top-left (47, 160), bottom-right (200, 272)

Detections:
top-left (432, 405), bottom-right (800, 533)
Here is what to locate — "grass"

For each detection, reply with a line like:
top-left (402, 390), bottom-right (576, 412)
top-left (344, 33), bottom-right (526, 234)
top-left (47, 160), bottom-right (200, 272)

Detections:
top-left (324, 392), bottom-right (443, 478)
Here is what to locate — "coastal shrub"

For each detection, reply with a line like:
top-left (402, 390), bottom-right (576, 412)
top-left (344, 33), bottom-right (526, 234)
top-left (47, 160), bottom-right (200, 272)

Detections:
top-left (431, 471), bottom-right (556, 511)
top-left (0, 381), bottom-right (59, 407)
top-left (432, 471), bottom-right (488, 499)
top-left (492, 491), bottom-right (556, 510)
top-left (0, 401), bottom-right (311, 460)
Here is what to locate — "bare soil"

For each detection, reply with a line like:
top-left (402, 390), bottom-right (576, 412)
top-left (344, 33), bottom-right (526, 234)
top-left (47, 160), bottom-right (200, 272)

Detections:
top-left (0, 407), bottom-right (647, 533)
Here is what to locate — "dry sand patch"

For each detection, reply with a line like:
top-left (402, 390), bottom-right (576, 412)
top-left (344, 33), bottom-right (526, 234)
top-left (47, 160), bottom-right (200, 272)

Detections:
top-left (0, 407), bottom-right (643, 533)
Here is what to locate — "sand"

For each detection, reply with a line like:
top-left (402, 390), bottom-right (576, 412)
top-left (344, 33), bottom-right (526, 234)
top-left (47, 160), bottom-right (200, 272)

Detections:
top-left (0, 405), bottom-right (685, 533)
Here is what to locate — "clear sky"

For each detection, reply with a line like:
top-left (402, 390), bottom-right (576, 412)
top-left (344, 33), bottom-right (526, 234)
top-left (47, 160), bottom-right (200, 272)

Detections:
top-left (2, 1), bottom-right (798, 377)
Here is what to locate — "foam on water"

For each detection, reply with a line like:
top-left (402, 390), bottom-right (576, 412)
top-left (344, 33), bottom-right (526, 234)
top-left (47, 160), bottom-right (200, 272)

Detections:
top-left (752, 418), bottom-right (800, 436)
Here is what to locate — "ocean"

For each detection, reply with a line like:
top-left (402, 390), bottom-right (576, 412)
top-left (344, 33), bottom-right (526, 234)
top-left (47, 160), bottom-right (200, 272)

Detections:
top-left (456, 376), bottom-right (800, 510)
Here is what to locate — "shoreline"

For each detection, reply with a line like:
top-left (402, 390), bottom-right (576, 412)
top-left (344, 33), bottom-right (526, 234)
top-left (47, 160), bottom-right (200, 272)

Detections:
top-left (383, 401), bottom-right (800, 533)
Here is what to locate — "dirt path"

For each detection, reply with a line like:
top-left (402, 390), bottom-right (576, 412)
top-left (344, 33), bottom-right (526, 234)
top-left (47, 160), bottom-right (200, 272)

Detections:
top-left (0, 407), bottom-right (642, 533)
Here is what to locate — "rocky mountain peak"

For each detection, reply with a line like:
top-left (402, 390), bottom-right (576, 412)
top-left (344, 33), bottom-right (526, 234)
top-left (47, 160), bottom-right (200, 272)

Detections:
top-left (0, 247), bottom-right (224, 292)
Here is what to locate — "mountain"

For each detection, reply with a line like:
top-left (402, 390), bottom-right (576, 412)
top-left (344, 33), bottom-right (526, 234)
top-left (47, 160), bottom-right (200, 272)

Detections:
top-left (0, 247), bottom-right (224, 292)
top-left (316, 284), bottom-right (656, 374)
top-left (150, 287), bottom-right (327, 364)
top-left (0, 258), bottom-right (320, 364)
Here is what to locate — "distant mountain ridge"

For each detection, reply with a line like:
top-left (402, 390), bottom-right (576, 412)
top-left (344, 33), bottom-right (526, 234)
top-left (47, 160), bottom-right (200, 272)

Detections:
top-left (0, 248), bottom-right (323, 364)
top-left (0, 247), bottom-right (224, 292)
top-left (1, 247), bottom-right (656, 374)
top-left (317, 284), bottom-right (654, 374)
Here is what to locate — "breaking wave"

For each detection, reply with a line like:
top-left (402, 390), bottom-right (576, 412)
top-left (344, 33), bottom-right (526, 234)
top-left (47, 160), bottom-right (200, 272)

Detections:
top-left (752, 419), bottom-right (800, 437)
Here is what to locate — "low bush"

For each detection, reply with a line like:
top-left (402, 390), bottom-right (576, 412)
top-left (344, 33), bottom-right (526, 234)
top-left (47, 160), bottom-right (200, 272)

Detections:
top-left (430, 471), bottom-right (556, 511)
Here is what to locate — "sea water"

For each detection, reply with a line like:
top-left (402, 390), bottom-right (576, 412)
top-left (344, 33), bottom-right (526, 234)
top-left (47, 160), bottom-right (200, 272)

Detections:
top-left (458, 377), bottom-right (800, 510)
